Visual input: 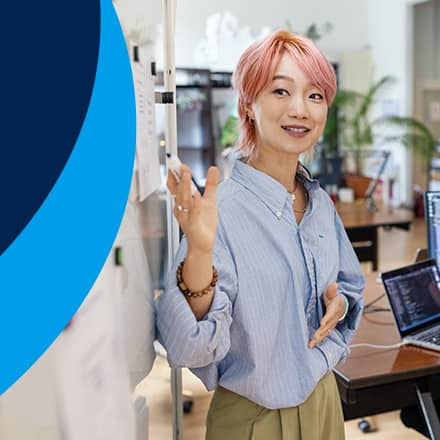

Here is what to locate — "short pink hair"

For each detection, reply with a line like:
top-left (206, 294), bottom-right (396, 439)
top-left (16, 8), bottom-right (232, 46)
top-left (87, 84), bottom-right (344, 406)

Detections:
top-left (232, 30), bottom-right (337, 159)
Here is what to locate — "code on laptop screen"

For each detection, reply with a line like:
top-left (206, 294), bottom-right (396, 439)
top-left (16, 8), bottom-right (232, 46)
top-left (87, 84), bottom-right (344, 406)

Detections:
top-left (426, 192), bottom-right (440, 266)
top-left (383, 264), bottom-right (440, 332)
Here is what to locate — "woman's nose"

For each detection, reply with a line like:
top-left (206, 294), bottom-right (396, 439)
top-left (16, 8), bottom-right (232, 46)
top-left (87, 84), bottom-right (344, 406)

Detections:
top-left (287, 96), bottom-right (309, 119)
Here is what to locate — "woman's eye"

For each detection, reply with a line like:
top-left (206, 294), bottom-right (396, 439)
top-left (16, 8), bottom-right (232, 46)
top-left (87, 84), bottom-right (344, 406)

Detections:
top-left (273, 88), bottom-right (289, 96)
top-left (310, 93), bottom-right (324, 101)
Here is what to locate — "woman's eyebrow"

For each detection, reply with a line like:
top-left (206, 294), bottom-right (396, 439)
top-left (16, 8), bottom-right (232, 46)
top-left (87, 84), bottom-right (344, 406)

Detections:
top-left (272, 74), bottom-right (294, 82)
top-left (272, 75), bottom-right (322, 91)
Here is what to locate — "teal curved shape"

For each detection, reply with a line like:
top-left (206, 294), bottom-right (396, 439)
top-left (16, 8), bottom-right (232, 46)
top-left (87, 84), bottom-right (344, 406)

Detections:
top-left (0, 0), bottom-right (135, 393)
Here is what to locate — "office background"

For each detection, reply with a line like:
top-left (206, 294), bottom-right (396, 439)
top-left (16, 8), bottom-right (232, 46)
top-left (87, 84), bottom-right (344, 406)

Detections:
top-left (2, 0), bottom-right (440, 439)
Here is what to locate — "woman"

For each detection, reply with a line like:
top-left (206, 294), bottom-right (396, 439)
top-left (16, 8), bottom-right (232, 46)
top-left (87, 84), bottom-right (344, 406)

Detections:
top-left (156, 30), bottom-right (364, 440)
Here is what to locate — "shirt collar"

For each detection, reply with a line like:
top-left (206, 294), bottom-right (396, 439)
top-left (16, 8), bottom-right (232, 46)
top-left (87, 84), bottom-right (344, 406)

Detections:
top-left (230, 160), bottom-right (320, 217)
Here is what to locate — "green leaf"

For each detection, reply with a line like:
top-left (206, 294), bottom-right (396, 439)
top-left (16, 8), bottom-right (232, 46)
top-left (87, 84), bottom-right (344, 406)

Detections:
top-left (355, 76), bottom-right (395, 121)
top-left (375, 115), bottom-right (437, 161)
top-left (220, 115), bottom-right (239, 147)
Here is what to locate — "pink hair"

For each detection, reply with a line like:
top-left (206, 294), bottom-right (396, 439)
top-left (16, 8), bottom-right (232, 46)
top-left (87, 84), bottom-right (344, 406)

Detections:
top-left (232, 30), bottom-right (337, 159)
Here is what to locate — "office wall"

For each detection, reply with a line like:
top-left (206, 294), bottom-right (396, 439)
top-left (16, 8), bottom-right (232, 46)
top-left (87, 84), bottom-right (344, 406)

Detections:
top-left (115, 0), bottom-right (425, 203)
top-left (115, 0), bottom-right (162, 28)
top-left (365, 0), bottom-right (416, 204)
top-left (175, 0), bottom-right (370, 69)
top-left (115, 0), bottom-right (371, 70)
top-left (414, 0), bottom-right (440, 81)
top-left (413, 0), bottom-right (440, 189)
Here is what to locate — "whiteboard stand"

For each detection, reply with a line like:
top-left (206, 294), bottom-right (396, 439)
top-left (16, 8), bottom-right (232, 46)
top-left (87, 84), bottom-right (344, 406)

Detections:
top-left (162, 0), bottom-right (183, 439)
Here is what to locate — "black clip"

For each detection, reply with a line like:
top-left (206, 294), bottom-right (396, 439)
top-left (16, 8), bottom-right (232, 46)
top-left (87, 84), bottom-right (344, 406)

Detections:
top-left (114, 247), bottom-right (123, 266)
top-left (133, 46), bottom-right (139, 62)
top-left (155, 92), bottom-right (174, 104)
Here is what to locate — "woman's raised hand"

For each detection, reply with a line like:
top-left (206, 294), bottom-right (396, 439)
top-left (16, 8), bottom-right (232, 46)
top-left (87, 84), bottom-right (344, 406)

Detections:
top-left (167, 165), bottom-right (220, 256)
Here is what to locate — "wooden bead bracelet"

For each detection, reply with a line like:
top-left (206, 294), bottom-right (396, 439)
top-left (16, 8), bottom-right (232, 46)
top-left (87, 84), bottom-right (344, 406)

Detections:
top-left (176, 260), bottom-right (218, 298)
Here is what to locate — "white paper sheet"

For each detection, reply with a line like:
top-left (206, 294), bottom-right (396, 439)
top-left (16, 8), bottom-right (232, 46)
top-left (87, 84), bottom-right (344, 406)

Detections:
top-left (55, 255), bottom-right (135, 440)
top-left (117, 200), bottom-right (156, 388)
top-left (132, 43), bottom-right (161, 201)
top-left (0, 341), bottom-right (61, 440)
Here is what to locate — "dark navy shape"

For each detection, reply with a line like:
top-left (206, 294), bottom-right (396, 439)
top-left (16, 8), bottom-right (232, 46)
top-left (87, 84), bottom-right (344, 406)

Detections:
top-left (0, 0), bottom-right (135, 393)
top-left (0, 1), bottom-right (100, 254)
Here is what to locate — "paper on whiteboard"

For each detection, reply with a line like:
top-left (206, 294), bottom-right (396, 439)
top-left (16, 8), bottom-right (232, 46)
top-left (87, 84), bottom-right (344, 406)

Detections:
top-left (0, 340), bottom-right (61, 440)
top-left (55, 255), bottom-right (135, 440)
top-left (132, 44), bottom-right (161, 201)
top-left (117, 200), bottom-right (156, 388)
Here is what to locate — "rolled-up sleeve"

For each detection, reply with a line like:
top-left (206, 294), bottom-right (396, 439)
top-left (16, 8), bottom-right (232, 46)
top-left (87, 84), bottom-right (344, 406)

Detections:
top-left (155, 235), bottom-right (237, 369)
top-left (334, 210), bottom-right (365, 343)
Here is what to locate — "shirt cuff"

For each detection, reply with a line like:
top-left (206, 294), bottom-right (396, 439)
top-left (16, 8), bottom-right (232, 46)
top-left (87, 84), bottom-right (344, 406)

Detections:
top-left (338, 293), bottom-right (350, 322)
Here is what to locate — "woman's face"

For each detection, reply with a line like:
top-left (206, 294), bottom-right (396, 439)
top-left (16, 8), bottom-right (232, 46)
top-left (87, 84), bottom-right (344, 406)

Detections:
top-left (251, 52), bottom-right (328, 159)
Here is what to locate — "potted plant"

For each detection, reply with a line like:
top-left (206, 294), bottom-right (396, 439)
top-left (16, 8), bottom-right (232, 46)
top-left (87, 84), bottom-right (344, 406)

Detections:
top-left (330, 76), bottom-right (436, 197)
top-left (375, 115), bottom-right (437, 188)
top-left (339, 77), bottom-right (395, 173)
top-left (332, 77), bottom-right (396, 197)
top-left (329, 77), bottom-right (403, 197)
top-left (324, 75), bottom-right (438, 199)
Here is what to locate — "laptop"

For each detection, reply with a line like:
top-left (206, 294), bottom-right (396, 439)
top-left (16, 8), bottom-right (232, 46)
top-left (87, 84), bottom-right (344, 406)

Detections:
top-left (382, 259), bottom-right (440, 352)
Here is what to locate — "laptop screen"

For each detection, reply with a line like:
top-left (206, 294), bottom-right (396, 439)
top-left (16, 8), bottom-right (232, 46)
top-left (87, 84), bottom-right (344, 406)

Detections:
top-left (425, 191), bottom-right (440, 266)
top-left (382, 259), bottom-right (440, 336)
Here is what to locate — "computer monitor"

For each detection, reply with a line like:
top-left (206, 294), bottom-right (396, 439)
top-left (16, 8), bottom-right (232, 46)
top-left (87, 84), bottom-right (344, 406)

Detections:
top-left (424, 191), bottom-right (440, 265)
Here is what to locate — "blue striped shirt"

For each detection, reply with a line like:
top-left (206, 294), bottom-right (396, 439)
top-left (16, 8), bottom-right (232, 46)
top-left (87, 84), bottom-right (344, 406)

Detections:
top-left (156, 159), bottom-right (364, 409)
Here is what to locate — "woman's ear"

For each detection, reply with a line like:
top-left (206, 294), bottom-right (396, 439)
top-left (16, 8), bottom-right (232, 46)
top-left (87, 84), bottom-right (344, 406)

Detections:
top-left (246, 108), bottom-right (255, 121)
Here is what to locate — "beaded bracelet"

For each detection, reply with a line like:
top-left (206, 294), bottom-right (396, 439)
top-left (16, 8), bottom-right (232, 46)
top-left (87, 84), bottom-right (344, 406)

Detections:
top-left (338, 294), bottom-right (350, 322)
top-left (176, 260), bottom-right (218, 298)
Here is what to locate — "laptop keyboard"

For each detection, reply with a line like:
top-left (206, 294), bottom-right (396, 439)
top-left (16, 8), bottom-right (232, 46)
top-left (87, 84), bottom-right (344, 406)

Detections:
top-left (417, 327), bottom-right (440, 344)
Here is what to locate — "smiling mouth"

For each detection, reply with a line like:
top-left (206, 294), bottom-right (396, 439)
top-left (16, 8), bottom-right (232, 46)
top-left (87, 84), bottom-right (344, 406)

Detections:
top-left (281, 125), bottom-right (310, 133)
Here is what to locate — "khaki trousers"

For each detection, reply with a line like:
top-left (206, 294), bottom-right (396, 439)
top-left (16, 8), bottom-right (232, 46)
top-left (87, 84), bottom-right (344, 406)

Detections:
top-left (206, 373), bottom-right (345, 440)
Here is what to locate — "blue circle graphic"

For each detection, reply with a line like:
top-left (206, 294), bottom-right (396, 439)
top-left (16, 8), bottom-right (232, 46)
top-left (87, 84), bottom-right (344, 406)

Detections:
top-left (0, 0), bottom-right (135, 393)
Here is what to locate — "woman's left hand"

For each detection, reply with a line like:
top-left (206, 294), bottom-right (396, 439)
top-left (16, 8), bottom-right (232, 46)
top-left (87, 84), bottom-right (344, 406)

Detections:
top-left (308, 283), bottom-right (346, 349)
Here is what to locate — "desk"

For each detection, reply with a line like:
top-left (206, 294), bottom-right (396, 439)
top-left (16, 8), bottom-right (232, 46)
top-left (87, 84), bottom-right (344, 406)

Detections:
top-left (336, 202), bottom-right (413, 271)
top-left (335, 273), bottom-right (440, 438)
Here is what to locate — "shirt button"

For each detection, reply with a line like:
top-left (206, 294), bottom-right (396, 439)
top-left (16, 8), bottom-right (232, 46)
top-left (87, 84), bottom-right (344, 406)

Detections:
top-left (276, 211), bottom-right (282, 217)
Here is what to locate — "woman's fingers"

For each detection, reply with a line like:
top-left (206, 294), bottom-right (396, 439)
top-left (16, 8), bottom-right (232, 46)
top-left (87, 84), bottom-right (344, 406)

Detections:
top-left (170, 165), bottom-right (193, 226)
top-left (168, 164), bottom-right (216, 240)
top-left (167, 170), bottom-right (179, 196)
top-left (167, 164), bottom-right (192, 196)
top-left (179, 168), bottom-right (193, 211)
top-left (308, 308), bottom-right (339, 348)
top-left (191, 190), bottom-right (202, 217)
top-left (309, 285), bottom-right (345, 347)
top-left (309, 323), bottom-right (335, 348)
top-left (203, 166), bottom-right (220, 201)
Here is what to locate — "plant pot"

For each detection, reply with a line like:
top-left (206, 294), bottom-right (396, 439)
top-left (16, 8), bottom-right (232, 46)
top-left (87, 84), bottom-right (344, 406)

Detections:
top-left (344, 174), bottom-right (373, 199)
